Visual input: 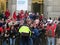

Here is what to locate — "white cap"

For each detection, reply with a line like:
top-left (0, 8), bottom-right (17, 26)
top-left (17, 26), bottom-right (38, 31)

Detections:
top-left (47, 19), bottom-right (53, 24)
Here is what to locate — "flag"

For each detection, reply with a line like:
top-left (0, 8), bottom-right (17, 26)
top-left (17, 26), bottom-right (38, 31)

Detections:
top-left (13, 11), bottom-right (17, 20)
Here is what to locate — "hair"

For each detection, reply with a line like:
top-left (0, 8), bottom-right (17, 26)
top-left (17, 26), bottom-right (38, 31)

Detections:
top-left (49, 17), bottom-right (51, 20)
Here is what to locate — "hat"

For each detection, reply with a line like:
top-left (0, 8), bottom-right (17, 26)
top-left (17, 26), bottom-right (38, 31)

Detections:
top-left (47, 19), bottom-right (53, 24)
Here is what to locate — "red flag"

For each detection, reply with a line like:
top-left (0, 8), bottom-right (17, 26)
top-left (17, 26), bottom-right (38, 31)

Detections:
top-left (13, 11), bottom-right (17, 20)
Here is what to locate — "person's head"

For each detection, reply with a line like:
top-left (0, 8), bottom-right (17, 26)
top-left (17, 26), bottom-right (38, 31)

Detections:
top-left (47, 21), bottom-right (53, 26)
top-left (25, 10), bottom-right (28, 13)
top-left (29, 12), bottom-right (32, 15)
top-left (20, 10), bottom-right (24, 14)
top-left (34, 18), bottom-right (40, 25)
top-left (32, 13), bottom-right (35, 16)
top-left (36, 12), bottom-right (39, 15)
top-left (2, 18), bottom-right (4, 21)
top-left (33, 21), bottom-right (38, 28)
top-left (30, 23), bottom-right (34, 28)
top-left (49, 17), bottom-right (52, 20)
top-left (1, 18), bottom-right (5, 23)
top-left (1, 10), bottom-right (4, 14)
top-left (26, 18), bottom-right (32, 25)
top-left (20, 20), bottom-right (24, 25)
top-left (6, 9), bottom-right (9, 12)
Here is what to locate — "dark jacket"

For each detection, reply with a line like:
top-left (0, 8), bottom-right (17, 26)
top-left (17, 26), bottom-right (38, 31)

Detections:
top-left (9, 29), bottom-right (17, 38)
top-left (56, 22), bottom-right (60, 37)
top-left (32, 28), bottom-right (40, 39)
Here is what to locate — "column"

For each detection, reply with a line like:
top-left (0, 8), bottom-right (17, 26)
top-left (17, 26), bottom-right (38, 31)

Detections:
top-left (8, 0), bottom-right (32, 15)
top-left (0, 0), bottom-right (1, 12)
top-left (28, 0), bottom-right (32, 12)
top-left (8, 0), bottom-right (17, 15)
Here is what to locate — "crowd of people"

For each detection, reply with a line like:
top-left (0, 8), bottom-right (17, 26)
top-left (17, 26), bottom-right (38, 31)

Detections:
top-left (0, 9), bottom-right (60, 45)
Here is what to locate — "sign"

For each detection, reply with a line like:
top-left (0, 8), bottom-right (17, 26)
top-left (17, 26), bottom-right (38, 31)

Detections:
top-left (17, 0), bottom-right (28, 11)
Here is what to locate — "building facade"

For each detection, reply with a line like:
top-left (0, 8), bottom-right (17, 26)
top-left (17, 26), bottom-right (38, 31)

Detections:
top-left (0, 0), bottom-right (6, 12)
top-left (8, 0), bottom-right (43, 15)
top-left (0, 0), bottom-right (43, 15)
top-left (8, 0), bottom-right (32, 15)
top-left (32, 0), bottom-right (43, 14)
top-left (44, 0), bottom-right (60, 18)
top-left (0, 0), bottom-right (60, 18)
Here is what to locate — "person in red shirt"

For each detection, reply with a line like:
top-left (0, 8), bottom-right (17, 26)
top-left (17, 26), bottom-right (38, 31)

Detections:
top-left (0, 27), bottom-right (3, 33)
top-left (5, 9), bottom-right (10, 19)
top-left (46, 22), bottom-right (56, 45)
top-left (39, 14), bottom-right (44, 21)
top-left (25, 11), bottom-right (28, 18)
top-left (19, 10), bottom-right (25, 20)
top-left (0, 26), bottom-right (4, 38)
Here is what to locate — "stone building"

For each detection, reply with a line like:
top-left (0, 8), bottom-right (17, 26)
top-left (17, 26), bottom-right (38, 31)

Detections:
top-left (0, 0), bottom-right (6, 12)
top-left (0, 0), bottom-right (60, 18)
top-left (44, 0), bottom-right (60, 18)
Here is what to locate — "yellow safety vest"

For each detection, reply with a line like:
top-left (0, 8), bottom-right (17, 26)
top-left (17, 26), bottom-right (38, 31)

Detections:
top-left (19, 26), bottom-right (31, 36)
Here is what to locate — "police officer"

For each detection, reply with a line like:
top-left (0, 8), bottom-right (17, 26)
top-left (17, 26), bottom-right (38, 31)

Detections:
top-left (19, 26), bottom-right (32, 45)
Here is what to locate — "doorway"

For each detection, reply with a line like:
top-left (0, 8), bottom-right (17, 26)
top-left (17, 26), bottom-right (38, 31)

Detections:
top-left (32, 2), bottom-right (44, 15)
top-left (32, 3), bottom-right (40, 14)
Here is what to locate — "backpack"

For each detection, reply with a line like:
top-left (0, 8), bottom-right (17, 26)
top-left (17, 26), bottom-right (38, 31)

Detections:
top-left (47, 30), bottom-right (52, 37)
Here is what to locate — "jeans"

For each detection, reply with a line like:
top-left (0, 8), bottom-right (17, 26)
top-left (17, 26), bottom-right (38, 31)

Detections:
top-left (2, 38), bottom-right (9, 45)
top-left (2, 40), bottom-right (6, 45)
top-left (10, 38), bottom-right (15, 45)
top-left (28, 38), bottom-right (33, 45)
top-left (47, 37), bottom-right (55, 45)
top-left (20, 37), bottom-right (33, 45)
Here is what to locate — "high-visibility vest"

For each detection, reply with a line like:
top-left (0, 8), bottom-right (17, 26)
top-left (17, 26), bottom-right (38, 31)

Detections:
top-left (19, 26), bottom-right (31, 36)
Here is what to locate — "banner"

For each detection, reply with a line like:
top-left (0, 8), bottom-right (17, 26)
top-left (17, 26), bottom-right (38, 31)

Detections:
top-left (17, 0), bottom-right (28, 11)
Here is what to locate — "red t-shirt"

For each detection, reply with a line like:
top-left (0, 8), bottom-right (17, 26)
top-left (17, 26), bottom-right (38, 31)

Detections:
top-left (40, 15), bottom-right (43, 20)
top-left (0, 27), bottom-right (3, 33)
top-left (46, 24), bottom-right (56, 37)
top-left (5, 11), bottom-right (10, 18)
top-left (19, 13), bottom-right (25, 20)
top-left (25, 13), bottom-right (28, 18)
top-left (6, 27), bottom-right (10, 31)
